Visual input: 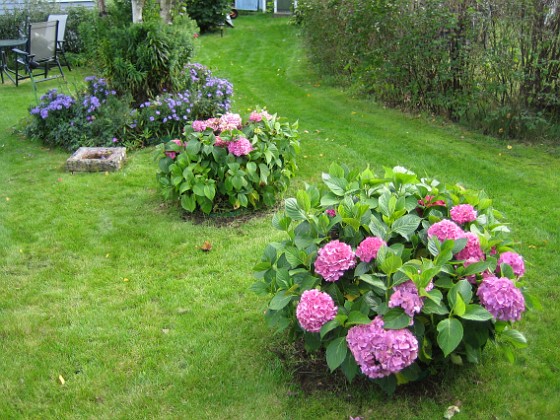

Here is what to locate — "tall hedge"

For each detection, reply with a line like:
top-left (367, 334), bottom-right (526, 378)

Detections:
top-left (296, 0), bottom-right (560, 140)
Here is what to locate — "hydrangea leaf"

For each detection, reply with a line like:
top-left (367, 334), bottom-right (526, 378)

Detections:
top-left (460, 304), bottom-right (493, 321)
top-left (391, 214), bottom-right (421, 240)
top-left (269, 291), bottom-right (293, 311)
top-left (320, 319), bottom-right (340, 339)
top-left (346, 311), bottom-right (371, 326)
top-left (285, 198), bottom-right (307, 221)
top-left (326, 336), bottom-right (348, 372)
top-left (437, 318), bottom-right (464, 357)
top-left (340, 352), bottom-right (359, 382)
top-left (383, 307), bottom-right (411, 329)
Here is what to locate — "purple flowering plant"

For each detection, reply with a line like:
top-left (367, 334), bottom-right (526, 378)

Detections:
top-left (26, 76), bottom-right (131, 151)
top-left (251, 164), bottom-right (539, 393)
top-left (156, 110), bottom-right (299, 214)
top-left (131, 64), bottom-right (234, 146)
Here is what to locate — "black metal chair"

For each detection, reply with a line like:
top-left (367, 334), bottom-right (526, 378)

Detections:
top-left (11, 20), bottom-right (65, 87)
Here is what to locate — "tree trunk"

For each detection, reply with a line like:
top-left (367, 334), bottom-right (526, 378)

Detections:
top-left (160, 0), bottom-right (173, 24)
top-left (131, 0), bottom-right (146, 23)
top-left (97, 0), bottom-right (107, 16)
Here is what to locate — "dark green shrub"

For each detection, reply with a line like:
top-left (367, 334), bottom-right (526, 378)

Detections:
top-left (183, 0), bottom-right (230, 32)
top-left (297, 0), bottom-right (560, 141)
top-left (97, 20), bottom-right (197, 105)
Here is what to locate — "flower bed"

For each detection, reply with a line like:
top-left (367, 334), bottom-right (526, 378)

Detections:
top-left (156, 110), bottom-right (299, 214)
top-left (251, 164), bottom-right (538, 393)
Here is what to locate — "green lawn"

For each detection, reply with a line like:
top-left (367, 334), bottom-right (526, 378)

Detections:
top-left (1, 14), bottom-right (559, 419)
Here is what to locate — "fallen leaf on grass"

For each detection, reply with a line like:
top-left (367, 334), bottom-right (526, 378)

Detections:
top-left (5, 197), bottom-right (9, 201)
top-left (162, 328), bottom-right (170, 334)
top-left (444, 405), bottom-right (461, 419)
top-left (123, 278), bottom-right (129, 282)
top-left (58, 375), bottom-right (65, 385)
top-left (507, 145), bottom-right (513, 150)
top-left (200, 241), bottom-right (212, 252)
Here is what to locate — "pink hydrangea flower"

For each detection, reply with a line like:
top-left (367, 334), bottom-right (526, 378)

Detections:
top-left (427, 220), bottom-right (465, 242)
top-left (346, 316), bottom-right (418, 379)
top-left (204, 117), bottom-right (221, 132)
top-left (296, 289), bottom-right (338, 333)
top-left (227, 137), bottom-right (253, 156)
top-left (249, 111), bottom-right (262, 122)
top-left (455, 232), bottom-right (484, 261)
top-left (355, 237), bottom-right (386, 263)
top-left (192, 120), bottom-right (207, 132)
top-left (476, 276), bottom-right (525, 321)
top-left (388, 281), bottom-right (423, 317)
top-left (219, 113), bottom-right (243, 131)
top-left (388, 280), bottom-right (433, 317)
top-left (214, 136), bottom-right (228, 147)
top-left (450, 204), bottom-right (478, 224)
top-left (498, 251), bottom-right (525, 277)
top-left (314, 240), bottom-right (356, 282)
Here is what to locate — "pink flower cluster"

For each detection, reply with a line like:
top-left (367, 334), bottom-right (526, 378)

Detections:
top-left (427, 219), bottom-right (465, 242)
top-left (455, 232), bottom-right (484, 261)
top-left (296, 289), bottom-right (338, 333)
top-left (346, 317), bottom-right (418, 379)
top-left (219, 113), bottom-right (243, 131)
top-left (498, 251), bottom-right (525, 277)
top-left (249, 110), bottom-right (273, 122)
top-left (355, 236), bottom-right (386, 263)
top-left (428, 220), bottom-right (486, 264)
top-left (388, 280), bottom-right (433, 317)
top-left (325, 209), bottom-right (336, 217)
top-left (450, 204), bottom-right (478, 224)
top-left (214, 135), bottom-right (228, 147)
top-left (191, 113), bottom-right (243, 133)
top-left (165, 139), bottom-right (184, 159)
top-left (227, 137), bottom-right (254, 156)
top-left (314, 240), bottom-right (356, 282)
top-left (476, 276), bottom-right (525, 321)
top-left (192, 120), bottom-right (207, 132)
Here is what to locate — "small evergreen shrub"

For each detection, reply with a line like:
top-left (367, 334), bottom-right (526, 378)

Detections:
top-left (252, 164), bottom-right (538, 394)
top-left (183, 0), bottom-right (230, 32)
top-left (156, 110), bottom-right (299, 214)
top-left (98, 20), bottom-right (197, 105)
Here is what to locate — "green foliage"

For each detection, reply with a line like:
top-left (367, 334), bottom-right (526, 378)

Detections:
top-left (296, 0), bottom-right (560, 142)
top-left (252, 164), bottom-right (537, 392)
top-left (156, 111), bottom-right (299, 214)
top-left (97, 20), bottom-right (197, 105)
top-left (183, 0), bottom-right (230, 32)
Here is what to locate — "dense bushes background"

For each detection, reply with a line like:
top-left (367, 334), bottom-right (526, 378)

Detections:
top-left (296, 0), bottom-right (560, 141)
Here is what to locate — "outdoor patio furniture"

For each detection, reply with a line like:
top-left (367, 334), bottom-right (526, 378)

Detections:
top-left (47, 14), bottom-right (71, 71)
top-left (10, 20), bottom-right (65, 87)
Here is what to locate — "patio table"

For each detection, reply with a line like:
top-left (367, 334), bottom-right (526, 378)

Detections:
top-left (0, 38), bottom-right (28, 84)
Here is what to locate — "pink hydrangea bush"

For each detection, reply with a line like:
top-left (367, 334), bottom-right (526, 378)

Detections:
top-left (157, 110), bottom-right (299, 214)
top-left (253, 164), bottom-right (537, 394)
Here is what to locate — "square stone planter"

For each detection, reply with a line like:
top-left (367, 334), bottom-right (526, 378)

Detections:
top-left (66, 147), bottom-right (126, 173)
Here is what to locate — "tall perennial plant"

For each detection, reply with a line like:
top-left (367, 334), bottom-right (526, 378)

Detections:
top-left (156, 110), bottom-right (299, 214)
top-left (251, 164), bottom-right (538, 393)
